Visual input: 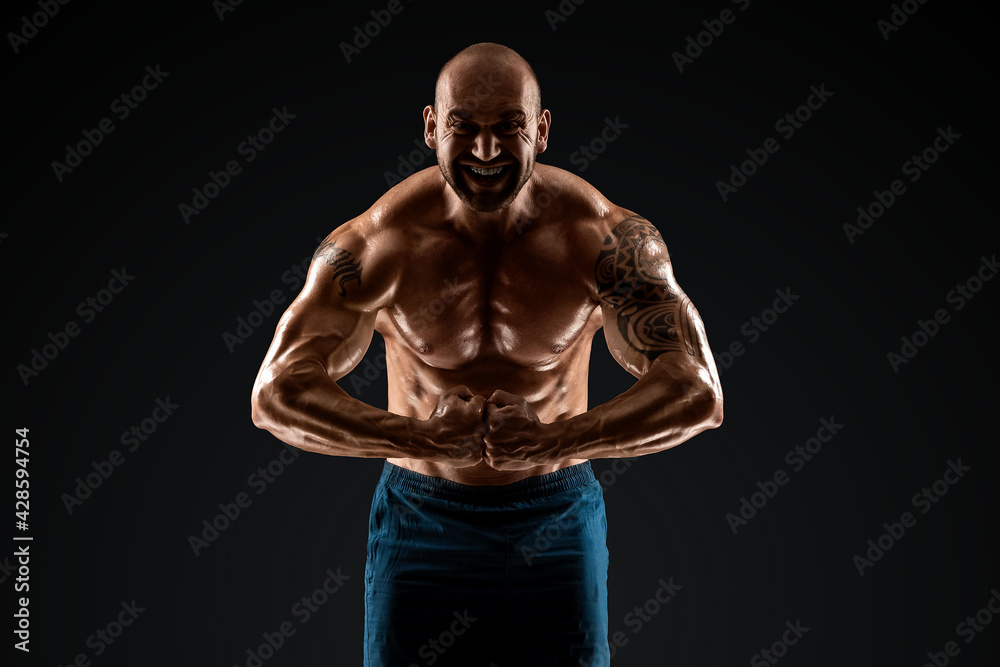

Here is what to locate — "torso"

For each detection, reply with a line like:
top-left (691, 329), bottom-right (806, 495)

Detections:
top-left (366, 164), bottom-right (619, 484)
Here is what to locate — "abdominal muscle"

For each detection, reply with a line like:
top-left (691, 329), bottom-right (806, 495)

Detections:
top-left (381, 339), bottom-right (593, 486)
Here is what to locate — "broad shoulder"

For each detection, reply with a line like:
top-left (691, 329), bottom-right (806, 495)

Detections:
top-left (332, 167), bottom-right (449, 249)
top-left (530, 163), bottom-right (649, 256)
top-left (310, 173), bottom-right (446, 306)
top-left (528, 165), bottom-right (675, 306)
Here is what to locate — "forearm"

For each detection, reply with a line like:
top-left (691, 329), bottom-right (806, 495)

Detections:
top-left (551, 359), bottom-right (723, 460)
top-left (252, 361), bottom-right (430, 458)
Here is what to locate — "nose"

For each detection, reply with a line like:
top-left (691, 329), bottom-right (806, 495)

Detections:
top-left (471, 130), bottom-right (501, 162)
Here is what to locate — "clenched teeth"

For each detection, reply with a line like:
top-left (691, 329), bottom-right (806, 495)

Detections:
top-left (469, 165), bottom-right (504, 176)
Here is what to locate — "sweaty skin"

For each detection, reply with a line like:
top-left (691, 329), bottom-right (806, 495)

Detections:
top-left (251, 46), bottom-right (723, 485)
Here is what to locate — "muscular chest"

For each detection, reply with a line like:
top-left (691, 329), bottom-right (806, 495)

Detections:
top-left (377, 228), bottom-right (600, 368)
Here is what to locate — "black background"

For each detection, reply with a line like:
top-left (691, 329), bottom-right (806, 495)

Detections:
top-left (5, 0), bottom-right (999, 665)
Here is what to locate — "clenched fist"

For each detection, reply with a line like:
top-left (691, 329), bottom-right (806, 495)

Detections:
top-left (422, 385), bottom-right (487, 468)
top-left (483, 390), bottom-right (559, 471)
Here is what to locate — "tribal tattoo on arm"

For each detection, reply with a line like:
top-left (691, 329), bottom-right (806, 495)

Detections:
top-left (595, 216), bottom-right (706, 361)
top-left (313, 240), bottom-right (362, 297)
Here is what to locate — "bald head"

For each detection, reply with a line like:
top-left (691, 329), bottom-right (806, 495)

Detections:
top-left (424, 43), bottom-right (550, 213)
top-left (434, 42), bottom-right (541, 115)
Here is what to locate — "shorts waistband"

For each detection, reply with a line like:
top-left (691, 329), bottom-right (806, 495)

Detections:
top-left (379, 461), bottom-right (596, 503)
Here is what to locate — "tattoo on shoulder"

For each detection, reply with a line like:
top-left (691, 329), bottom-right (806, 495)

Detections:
top-left (595, 216), bottom-right (704, 360)
top-left (313, 240), bottom-right (362, 297)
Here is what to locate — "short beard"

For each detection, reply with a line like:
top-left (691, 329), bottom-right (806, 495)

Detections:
top-left (439, 157), bottom-right (534, 213)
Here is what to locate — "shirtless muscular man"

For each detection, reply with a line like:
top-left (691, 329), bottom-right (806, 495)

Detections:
top-left (252, 42), bottom-right (723, 667)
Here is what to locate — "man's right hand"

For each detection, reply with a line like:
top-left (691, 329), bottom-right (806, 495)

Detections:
top-left (422, 385), bottom-right (487, 467)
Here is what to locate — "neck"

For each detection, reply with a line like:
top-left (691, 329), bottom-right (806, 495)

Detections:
top-left (443, 171), bottom-right (547, 236)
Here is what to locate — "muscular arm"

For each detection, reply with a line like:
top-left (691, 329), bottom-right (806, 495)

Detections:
top-left (550, 213), bottom-right (723, 459)
top-left (251, 227), bottom-right (471, 460)
top-left (251, 229), bottom-right (404, 456)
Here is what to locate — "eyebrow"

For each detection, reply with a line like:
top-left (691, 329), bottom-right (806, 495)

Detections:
top-left (446, 109), bottom-right (527, 122)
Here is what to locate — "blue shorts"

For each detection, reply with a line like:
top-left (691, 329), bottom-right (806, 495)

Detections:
top-left (364, 461), bottom-right (610, 667)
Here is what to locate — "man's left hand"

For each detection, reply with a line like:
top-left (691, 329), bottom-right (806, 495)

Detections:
top-left (483, 390), bottom-right (559, 470)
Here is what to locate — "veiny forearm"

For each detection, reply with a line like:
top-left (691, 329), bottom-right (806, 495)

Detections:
top-left (552, 358), bottom-right (723, 460)
top-left (252, 361), bottom-right (429, 458)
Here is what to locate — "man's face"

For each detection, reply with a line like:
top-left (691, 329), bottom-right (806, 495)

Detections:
top-left (425, 66), bottom-right (549, 213)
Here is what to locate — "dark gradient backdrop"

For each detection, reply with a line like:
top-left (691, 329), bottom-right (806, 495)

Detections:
top-left (5, 1), bottom-right (999, 665)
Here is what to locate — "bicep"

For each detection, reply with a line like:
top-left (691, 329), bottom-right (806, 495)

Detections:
top-left (259, 233), bottom-right (380, 384)
top-left (595, 215), bottom-right (712, 377)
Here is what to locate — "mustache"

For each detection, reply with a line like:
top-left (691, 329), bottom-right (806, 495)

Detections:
top-left (455, 158), bottom-right (518, 168)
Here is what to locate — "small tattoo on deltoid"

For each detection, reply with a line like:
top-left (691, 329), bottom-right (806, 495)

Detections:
top-left (313, 241), bottom-right (362, 297)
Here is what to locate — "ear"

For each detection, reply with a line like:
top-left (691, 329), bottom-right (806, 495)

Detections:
top-left (535, 109), bottom-right (551, 154)
top-left (422, 105), bottom-right (438, 150)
